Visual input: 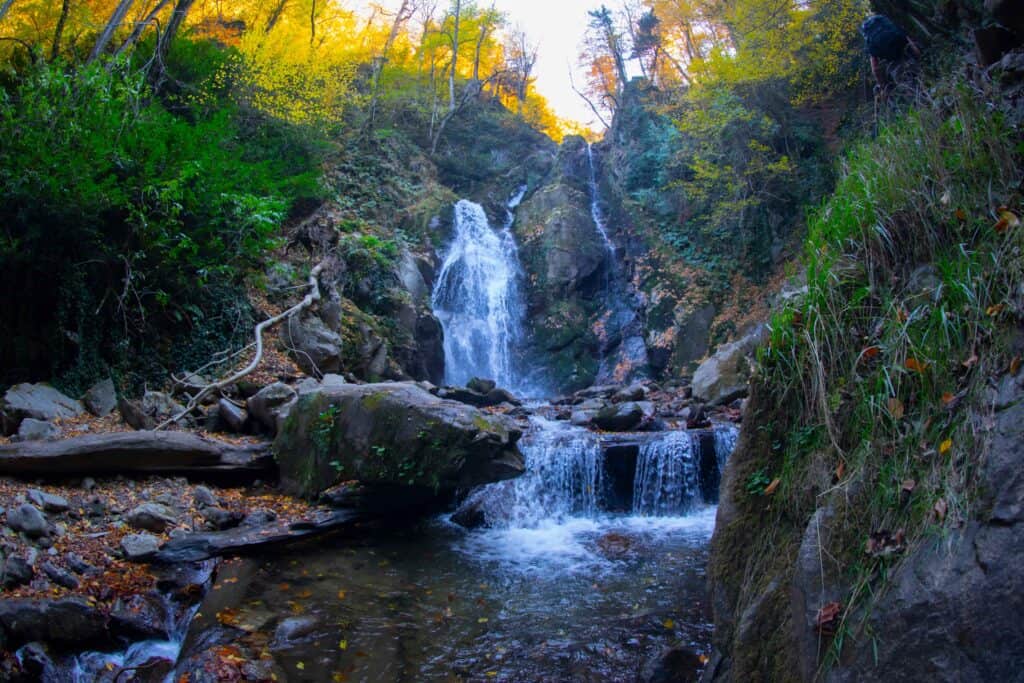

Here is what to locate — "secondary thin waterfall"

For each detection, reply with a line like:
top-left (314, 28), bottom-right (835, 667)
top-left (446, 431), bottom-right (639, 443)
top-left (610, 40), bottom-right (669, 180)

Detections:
top-left (585, 144), bottom-right (649, 383)
top-left (633, 431), bottom-right (702, 515)
top-left (431, 198), bottom-right (527, 390)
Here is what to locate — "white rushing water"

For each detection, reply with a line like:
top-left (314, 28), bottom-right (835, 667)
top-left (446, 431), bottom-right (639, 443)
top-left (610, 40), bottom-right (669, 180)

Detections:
top-left (453, 420), bottom-right (739, 575)
top-left (431, 197), bottom-right (528, 391)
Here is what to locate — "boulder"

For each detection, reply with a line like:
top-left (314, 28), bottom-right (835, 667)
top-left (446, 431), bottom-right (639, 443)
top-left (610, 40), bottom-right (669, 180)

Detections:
top-left (118, 398), bottom-right (155, 430)
top-left (691, 327), bottom-right (767, 406)
top-left (285, 313), bottom-right (343, 376)
top-left (121, 533), bottom-right (161, 561)
top-left (467, 377), bottom-right (497, 394)
top-left (83, 378), bottom-right (117, 417)
top-left (15, 419), bottom-right (60, 442)
top-left (0, 384), bottom-right (83, 436)
top-left (6, 504), bottom-right (48, 538)
top-left (274, 382), bottom-right (525, 499)
top-left (1, 556), bottom-right (34, 588)
top-left (216, 399), bottom-right (248, 433)
top-left (592, 401), bottom-right (654, 432)
top-left (246, 382), bottom-right (297, 435)
top-left (26, 490), bottom-right (69, 513)
top-left (125, 503), bottom-right (177, 533)
top-left (193, 486), bottom-right (219, 509)
top-left (142, 391), bottom-right (186, 422)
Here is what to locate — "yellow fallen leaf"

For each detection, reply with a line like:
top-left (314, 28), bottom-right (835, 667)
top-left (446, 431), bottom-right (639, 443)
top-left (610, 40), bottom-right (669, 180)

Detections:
top-left (939, 439), bottom-right (952, 455)
top-left (332, 674), bottom-right (348, 683)
top-left (663, 618), bottom-right (675, 629)
top-left (486, 672), bottom-right (498, 678)
top-left (478, 617), bottom-right (489, 623)
top-left (297, 662), bottom-right (305, 671)
top-left (337, 590), bottom-right (347, 600)
top-left (339, 640), bottom-right (348, 651)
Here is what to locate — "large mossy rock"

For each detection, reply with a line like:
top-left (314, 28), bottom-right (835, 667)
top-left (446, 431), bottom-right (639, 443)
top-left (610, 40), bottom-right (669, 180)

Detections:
top-left (274, 382), bottom-right (525, 499)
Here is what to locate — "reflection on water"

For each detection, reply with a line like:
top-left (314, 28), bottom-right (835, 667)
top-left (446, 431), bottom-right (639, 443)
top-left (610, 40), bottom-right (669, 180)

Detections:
top-left (216, 508), bottom-right (715, 682)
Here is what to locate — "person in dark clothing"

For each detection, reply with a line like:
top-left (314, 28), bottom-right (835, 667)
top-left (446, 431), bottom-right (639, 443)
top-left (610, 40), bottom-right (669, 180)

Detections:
top-left (860, 14), bottom-right (922, 88)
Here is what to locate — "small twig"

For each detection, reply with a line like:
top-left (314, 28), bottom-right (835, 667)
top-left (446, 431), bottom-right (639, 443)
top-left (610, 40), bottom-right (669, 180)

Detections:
top-left (156, 261), bottom-right (327, 430)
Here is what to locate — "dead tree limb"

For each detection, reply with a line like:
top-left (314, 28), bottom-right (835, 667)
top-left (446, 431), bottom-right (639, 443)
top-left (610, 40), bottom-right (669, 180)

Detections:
top-left (156, 261), bottom-right (327, 430)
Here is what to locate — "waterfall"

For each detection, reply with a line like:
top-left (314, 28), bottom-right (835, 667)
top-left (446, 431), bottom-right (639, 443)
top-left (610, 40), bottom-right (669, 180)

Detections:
top-left (584, 144), bottom-right (650, 384)
top-left (632, 432), bottom-right (702, 515)
top-left (458, 418), bottom-right (605, 528)
top-left (431, 198), bottom-right (527, 390)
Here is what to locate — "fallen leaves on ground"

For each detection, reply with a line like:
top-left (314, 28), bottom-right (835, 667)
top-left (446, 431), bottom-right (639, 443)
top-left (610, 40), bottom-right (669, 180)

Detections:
top-left (866, 529), bottom-right (906, 559)
top-left (815, 602), bottom-right (842, 635)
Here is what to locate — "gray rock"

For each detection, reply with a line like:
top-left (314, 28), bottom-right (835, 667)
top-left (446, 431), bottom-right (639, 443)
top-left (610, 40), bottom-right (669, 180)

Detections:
top-left (1, 383), bottom-right (83, 436)
top-left (1, 556), bottom-right (34, 588)
top-left (193, 485), bottom-right (219, 508)
top-left (285, 313), bottom-right (344, 376)
top-left (142, 391), bottom-right (186, 421)
top-left (216, 398), bottom-right (248, 433)
top-left (118, 398), bottom-right (154, 430)
top-left (125, 503), bottom-right (177, 533)
top-left (41, 561), bottom-right (79, 589)
top-left (274, 382), bottom-right (525, 499)
top-left (570, 410), bottom-right (595, 426)
top-left (200, 506), bottom-right (244, 531)
top-left (241, 509), bottom-right (277, 527)
top-left (6, 504), bottom-right (48, 538)
top-left (612, 382), bottom-right (648, 403)
top-left (26, 490), bottom-right (69, 513)
top-left (274, 616), bottom-right (319, 644)
top-left (121, 533), bottom-right (160, 561)
top-left (65, 553), bottom-right (97, 576)
top-left (246, 382), bottom-right (297, 435)
top-left (691, 327), bottom-right (767, 406)
top-left (467, 377), bottom-right (497, 394)
top-left (83, 378), bottom-right (117, 417)
top-left (15, 418), bottom-right (60, 442)
top-left (592, 401), bottom-right (654, 432)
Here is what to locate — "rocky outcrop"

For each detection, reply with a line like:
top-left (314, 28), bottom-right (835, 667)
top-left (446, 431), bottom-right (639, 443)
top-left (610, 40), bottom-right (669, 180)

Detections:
top-left (274, 382), bottom-right (525, 499)
top-left (514, 137), bottom-right (609, 392)
top-left (691, 327), bottom-right (766, 406)
top-left (0, 383), bottom-right (83, 436)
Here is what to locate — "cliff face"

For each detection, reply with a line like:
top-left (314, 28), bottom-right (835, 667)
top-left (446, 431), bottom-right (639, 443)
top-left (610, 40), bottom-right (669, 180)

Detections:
top-left (701, 2), bottom-right (1024, 678)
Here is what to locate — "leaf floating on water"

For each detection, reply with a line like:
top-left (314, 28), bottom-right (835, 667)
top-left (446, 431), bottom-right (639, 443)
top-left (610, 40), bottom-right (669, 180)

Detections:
top-left (478, 617), bottom-right (489, 624)
top-left (663, 618), bottom-right (675, 629)
top-left (486, 672), bottom-right (498, 678)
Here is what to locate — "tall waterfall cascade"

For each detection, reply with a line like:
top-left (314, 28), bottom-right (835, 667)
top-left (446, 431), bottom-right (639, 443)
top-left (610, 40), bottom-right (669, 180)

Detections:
top-left (431, 197), bottom-right (528, 391)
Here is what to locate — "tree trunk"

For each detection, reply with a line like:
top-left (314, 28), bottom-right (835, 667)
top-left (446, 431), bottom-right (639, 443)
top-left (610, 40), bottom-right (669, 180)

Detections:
top-left (88, 0), bottom-right (136, 64)
top-left (50, 0), bottom-right (71, 62)
top-left (448, 0), bottom-right (460, 113)
top-left (263, 0), bottom-right (288, 34)
top-left (309, 0), bottom-right (317, 47)
top-left (368, 0), bottom-right (413, 127)
top-left (156, 0), bottom-right (194, 62)
top-left (114, 0), bottom-right (172, 58)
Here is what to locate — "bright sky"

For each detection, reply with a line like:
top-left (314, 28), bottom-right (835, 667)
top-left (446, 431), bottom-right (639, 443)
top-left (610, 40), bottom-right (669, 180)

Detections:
top-left (488, 0), bottom-right (609, 129)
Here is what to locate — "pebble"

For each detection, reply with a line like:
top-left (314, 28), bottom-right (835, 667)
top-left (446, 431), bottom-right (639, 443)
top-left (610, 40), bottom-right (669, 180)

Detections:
top-left (27, 489), bottom-right (70, 513)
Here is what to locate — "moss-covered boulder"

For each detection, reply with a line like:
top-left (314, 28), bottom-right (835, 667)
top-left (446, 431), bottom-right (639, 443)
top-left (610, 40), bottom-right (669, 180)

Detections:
top-left (274, 382), bottom-right (524, 499)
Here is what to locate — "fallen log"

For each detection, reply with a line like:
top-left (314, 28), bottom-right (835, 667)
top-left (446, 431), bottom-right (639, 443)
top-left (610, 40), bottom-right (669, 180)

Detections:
top-left (153, 509), bottom-right (359, 563)
top-left (0, 431), bottom-right (273, 477)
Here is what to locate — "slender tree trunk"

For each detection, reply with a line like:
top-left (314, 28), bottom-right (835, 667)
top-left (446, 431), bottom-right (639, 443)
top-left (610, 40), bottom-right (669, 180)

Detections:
top-left (448, 0), bottom-right (460, 113)
top-left (263, 0), bottom-right (288, 34)
top-left (368, 0), bottom-right (413, 127)
top-left (0, 0), bottom-right (16, 26)
top-left (114, 0), bottom-right (172, 58)
top-left (50, 0), bottom-right (71, 62)
top-left (309, 0), bottom-right (316, 47)
top-left (88, 0), bottom-right (136, 64)
top-left (155, 0), bottom-right (194, 64)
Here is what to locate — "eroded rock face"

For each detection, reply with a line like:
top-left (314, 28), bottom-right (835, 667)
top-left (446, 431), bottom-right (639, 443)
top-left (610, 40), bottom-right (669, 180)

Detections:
top-left (274, 382), bottom-right (525, 499)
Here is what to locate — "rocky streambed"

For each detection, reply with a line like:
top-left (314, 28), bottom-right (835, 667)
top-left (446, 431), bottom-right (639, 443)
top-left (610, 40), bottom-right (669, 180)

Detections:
top-left (0, 371), bottom-right (743, 681)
